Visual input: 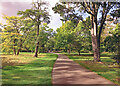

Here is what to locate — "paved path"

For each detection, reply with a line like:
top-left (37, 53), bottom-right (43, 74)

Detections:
top-left (52, 54), bottom-right (117, 85)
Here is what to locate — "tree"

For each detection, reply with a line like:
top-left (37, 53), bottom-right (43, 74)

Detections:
top-left (1, 15), bottom-right (33, 55)
top-left (73, 19), bottom-right (91, 55)
top-left (38, 24), bottom-right (52, 53)
top-left (16, 18), bottom-right (33, 55)
top-left (53, 1), bottom-right (119, 61)
top-left (110, 23), bottom-right (120, 65)
top-left (110, 6), bottom-right (120, 65)
top-left (52, 2), bottom-right (83, 25)
top-left (77, 2), bottom-right (120, 61)
top-left (17, 0), bottom-right (50, 57)
top-left (45, 30), bottom-right (56, 52)
top-left (55, 21), bottom-right (76, 53)
top-left (1, 16), bottom-right (22, 55)
top-left (110, 7), bottom-right (120, 24)
top-left (54, 2), bottom-right (119, 61)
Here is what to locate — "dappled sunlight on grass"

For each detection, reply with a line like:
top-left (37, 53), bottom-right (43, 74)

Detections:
top-left (2, 53), bottom-right (58, 84)
top-left (1, 53), bottom-right (54, 67)
top-left (1, 54), bottom-right (35, 67)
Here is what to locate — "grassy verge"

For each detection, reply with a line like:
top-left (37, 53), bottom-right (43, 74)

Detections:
top-left (67, 54), bottom-right (120, 85)
top-left (2, 53), bottom-right (58, 85)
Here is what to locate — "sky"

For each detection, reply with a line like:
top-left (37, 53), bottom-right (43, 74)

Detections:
top-left (0, 0), bottom-right (62, 30)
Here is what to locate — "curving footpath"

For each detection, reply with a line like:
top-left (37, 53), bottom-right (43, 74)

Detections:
top-left (52, 54), bottom-right (118, 86)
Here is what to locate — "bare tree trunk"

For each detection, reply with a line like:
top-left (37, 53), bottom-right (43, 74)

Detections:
top-left (13, 48), bottom-right (16, 55)
top-left (68, 44), bottom-right (71, 54)
top-left (91, 34), bottom-right (100, 62)
top-left (34, 42), bottom-right (39, 57)
top-left (98, 12), bottom-right (108, 59)
top-left (90, 15), bottom-right (101, 62)
top-left (78, 51), bottom-right (80, 55)
top-left (13, 39), bottom-right (16, 55)
top-left (17, 49), bottom-right (20, 55)
top-left (17, 39), bottom-right (23, 55)
top-left (117, 36), bottom-right (120, 65)
top-left (17, 46), bottom-right (22, 55)
top-left (34, 25), bottom-right (39, 57)
top-left (98, 35), bottom-right (101, 60)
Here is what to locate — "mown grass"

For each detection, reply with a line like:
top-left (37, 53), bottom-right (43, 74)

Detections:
top-left (67, 54), bottom-right (120, 85)
top-left (2, 53), bottom-right (58, 85)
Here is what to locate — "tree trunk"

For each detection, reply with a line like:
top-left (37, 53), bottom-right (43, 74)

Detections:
top-left (90, 15), bottom-right (101, 62)
top-left (34, 25), bottom-right (39, 57)
top-left (34, 42), bottom-right (39, 57)
top-left (91, 34), bottom-right (100, 62)
top-left (13, 48), bottom-right (16, 55)
top-left (98, 15), bottom-right (107, 60)
top-left (78, 51), bottom-right (80, 55)
top-left (98, 35), bottom-right (101, 59)
top-left (117, 36), bottom-right (120, 65)
top-left (17, 46), bottom-right (22, 55)
top-left (68, 44), bottom-right (71, 54)
top-left (17, 39), bottom-right (23, 55)
top-left (13, 39), bottom-right (16, 55)
top-left (69, 49), bottom-right (71, 54)
top-left (17, 49), bottom-right (20, 55)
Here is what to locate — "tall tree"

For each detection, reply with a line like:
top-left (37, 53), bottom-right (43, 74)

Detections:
top-left (18, 0), bottom-right (50, 57)
top-left (78, 2), bottom-right (117, 61)
top-left (53, 1), bottom-right (119, 61)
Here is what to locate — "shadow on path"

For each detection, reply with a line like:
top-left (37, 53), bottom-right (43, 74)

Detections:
top-left (52, 54), bottom-right (117, 86)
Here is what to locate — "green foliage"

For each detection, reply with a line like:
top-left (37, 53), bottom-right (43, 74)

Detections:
top-left (73, 20), bottom-right (91, 54)
top-left (110, 23), bottom-right (120, 64)
top-left (1, 16), bottom-right (25, 54)
top-left (17, 0), bottom-right (50, 57)
top-left (55, 21), bottom-right (75, 51)
top-left (1, 11), bottom-right (52, 55)
top-left (17, 8), bottom-right (50, 25)
top-left (104, 23), bottom-right (120, 52)
top-left (52, 3), bottom-right (81, 25)
top-left (55, 18), bottom-right (91, 54)
top-left (46, 36), bottom-right (56, 51)
top-left (38, 26), bottom-right (53, 53)
top-left (22, 23), bottom-right (53, 53)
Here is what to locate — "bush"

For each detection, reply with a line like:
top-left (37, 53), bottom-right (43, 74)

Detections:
top-left (111, 54), bottom-right (120, 65)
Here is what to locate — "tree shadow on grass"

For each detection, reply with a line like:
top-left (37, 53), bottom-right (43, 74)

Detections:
top-left (2, 55), bottom-right (58, 84)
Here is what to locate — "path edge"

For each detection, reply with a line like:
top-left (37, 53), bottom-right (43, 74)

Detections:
top-left (51, 53), bottom-right (59, 85)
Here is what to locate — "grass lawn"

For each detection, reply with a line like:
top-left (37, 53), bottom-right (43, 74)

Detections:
top-left (1, 53), bottom-right (58, 85)
top-left (67, 53), bottom-right (120, 85)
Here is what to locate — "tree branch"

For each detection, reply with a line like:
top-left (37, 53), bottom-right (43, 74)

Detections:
top-left (98, 2), bottom-right (115, 40)
top-left (81, 2), bottom-right (94, 16)
top-left (84, 1), bottom-right (92, 12)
